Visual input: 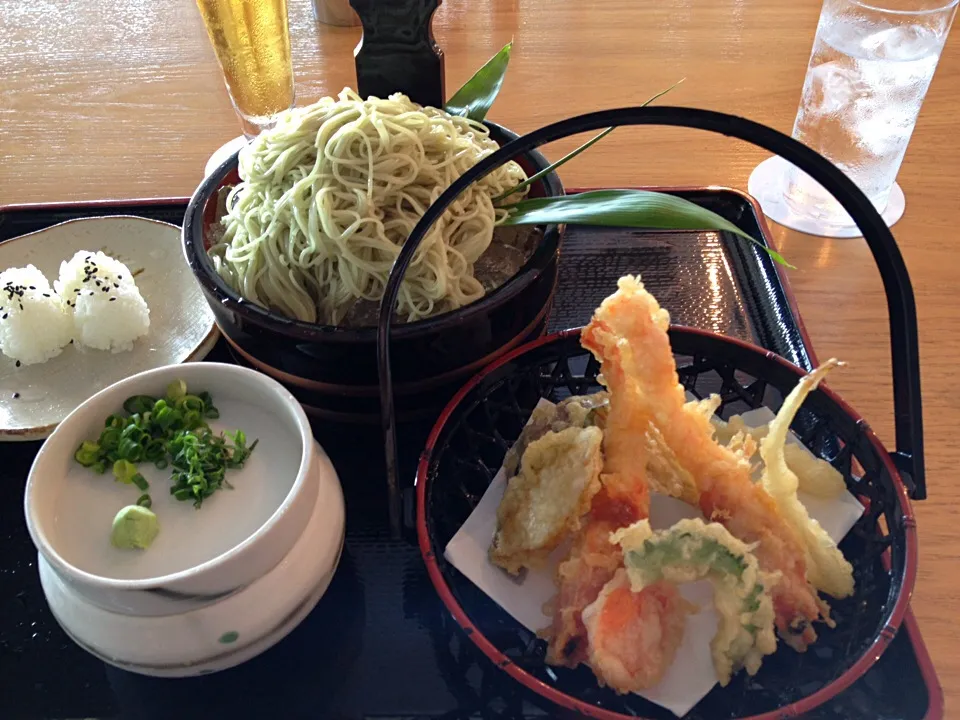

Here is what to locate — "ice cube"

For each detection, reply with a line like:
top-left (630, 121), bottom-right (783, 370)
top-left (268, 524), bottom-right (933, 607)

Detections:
top-left (802, 61), bottom-right (863, 116)
top-left (865, 25), bottom-right (942, 62)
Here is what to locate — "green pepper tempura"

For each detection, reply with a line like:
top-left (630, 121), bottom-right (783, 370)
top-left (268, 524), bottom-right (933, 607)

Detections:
top-left (614, 518), bottom-right (779, 686)
top-left (73, 379), bottom-right (258, 550)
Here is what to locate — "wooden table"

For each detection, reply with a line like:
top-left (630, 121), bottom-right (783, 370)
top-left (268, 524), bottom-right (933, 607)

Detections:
top-left (1, 0), bottom-right (957, 713)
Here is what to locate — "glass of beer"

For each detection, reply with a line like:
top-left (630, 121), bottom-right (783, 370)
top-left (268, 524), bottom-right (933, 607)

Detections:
top-left (196, 0), bottom-right (295, 137)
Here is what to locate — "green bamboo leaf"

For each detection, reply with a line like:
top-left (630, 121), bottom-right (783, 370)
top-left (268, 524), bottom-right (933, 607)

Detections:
top-left (500, 190), bottom-right (794, 267)
top-left (445, 41), bottom-right (512, 121)
top-left (493, 127), bottom-right (615, 204)
top-left (493, 78), bottom-right (684, 203)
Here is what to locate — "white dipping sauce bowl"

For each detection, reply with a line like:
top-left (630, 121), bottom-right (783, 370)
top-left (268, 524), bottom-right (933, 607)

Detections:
top-left (24, 362), bottom-right (321, 616)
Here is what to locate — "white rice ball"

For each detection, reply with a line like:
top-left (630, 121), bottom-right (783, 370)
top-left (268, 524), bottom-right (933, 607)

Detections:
top-left (56, 250), bottom-right (150, 352)
top-left (55, 250), bottom-right (137, 301)
top-left (0, 265), bottom-right (73, 366)
top-left (72, 283), bottom-right (150, 352)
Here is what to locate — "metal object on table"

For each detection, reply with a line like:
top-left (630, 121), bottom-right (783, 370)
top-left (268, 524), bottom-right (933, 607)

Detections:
top-left (350, 0), bottom-right (445, 108)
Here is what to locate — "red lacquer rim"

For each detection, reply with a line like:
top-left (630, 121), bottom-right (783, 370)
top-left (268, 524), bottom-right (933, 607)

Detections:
top-left (416, 326), bottom-right (918, 720)
top-left (902, 607), bottom-right (944, 720)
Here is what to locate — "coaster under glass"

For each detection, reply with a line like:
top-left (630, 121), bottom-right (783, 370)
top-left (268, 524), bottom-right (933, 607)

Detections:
top-left (749, 156), bottom-right (906, 239)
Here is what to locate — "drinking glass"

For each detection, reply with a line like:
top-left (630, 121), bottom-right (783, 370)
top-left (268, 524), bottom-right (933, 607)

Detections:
top-left (749, 0), bottom-right (957, 236)
top-left (196, 0), bottom-right (296, 138)
top-left (786, 0), bottom-right (957, 227)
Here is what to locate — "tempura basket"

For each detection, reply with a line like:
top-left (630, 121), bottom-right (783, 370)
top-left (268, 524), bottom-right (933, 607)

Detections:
top-left (367, 107), bottom-right (928, 718)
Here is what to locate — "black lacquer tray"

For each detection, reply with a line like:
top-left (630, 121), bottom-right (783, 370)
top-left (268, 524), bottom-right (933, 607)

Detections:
top-left (0, 193), bottom-right (941, 720)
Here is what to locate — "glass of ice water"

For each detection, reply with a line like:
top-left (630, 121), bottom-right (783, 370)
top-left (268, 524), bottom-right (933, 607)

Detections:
top-left (783, 0), bottom-right (957, 228)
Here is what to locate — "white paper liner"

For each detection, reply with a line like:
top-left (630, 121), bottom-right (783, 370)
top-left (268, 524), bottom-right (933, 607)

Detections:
top-left (444, 399), bottom-right (864, 717)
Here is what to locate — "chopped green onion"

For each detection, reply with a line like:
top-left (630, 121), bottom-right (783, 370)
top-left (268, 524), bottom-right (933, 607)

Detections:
top-left (154, 405), bottom-right (179, 431)
top-left (74, 441), bottom-right (101, 466)
top-left (136, 493), bottom-right (152, 508)
top-left (123, 396), bottom-right (156, 415)
top-left (165, 379), bottom-right (187, 402)
top-left (99, 427), bottom-right (121, 449)
top-left (117, 437), bottom-right (142, 462)
top-left (74, 380), bottom-right (256, 514)
top-left (112, 459), bottom-right (139, 484)
top-left (178, 395), bottom-right (205, 413)
top-left (144, 440), bottom-right (165, 462)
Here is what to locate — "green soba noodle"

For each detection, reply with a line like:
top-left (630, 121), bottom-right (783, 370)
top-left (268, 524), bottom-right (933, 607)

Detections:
top-left (209, 89), bottom-right (529, 325)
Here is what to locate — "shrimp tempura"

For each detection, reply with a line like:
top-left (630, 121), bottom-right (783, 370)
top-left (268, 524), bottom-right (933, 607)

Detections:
top-left (544, 316), bottom-right (692, 690)
top-left (582, 275), bottom-right (825, 650)
top-left (546, 336), bottom-right (655, 667)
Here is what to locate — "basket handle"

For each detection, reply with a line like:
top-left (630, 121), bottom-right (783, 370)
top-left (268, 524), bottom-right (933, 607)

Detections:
top-left (378, 106), bottom-right (926, 535)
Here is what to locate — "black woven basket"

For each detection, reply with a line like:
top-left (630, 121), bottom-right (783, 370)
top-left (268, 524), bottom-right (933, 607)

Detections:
top-left (379, 107), bottom-right (925, 718)
top-left (416, 326), bottom-right (916, 719)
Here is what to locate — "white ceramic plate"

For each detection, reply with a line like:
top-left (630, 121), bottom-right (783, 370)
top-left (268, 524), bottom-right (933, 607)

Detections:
top-left (0, 216), bottom-right (218, 441)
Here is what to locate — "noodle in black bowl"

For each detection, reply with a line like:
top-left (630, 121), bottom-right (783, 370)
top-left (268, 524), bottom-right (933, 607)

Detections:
top-left (182, 122), bottom-right (563, 424)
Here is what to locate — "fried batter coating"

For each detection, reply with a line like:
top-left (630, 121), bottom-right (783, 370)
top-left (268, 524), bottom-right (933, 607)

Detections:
top-left (490, 426), bottom-right (603, 574)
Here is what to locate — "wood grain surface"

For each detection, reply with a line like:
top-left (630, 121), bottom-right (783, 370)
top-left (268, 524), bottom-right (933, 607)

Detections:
top-left (1, 0), bottom-right (958, 713)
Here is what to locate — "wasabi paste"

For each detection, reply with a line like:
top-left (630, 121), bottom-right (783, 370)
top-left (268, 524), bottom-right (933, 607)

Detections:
top-left (110, 505), bottom-right (160, 550)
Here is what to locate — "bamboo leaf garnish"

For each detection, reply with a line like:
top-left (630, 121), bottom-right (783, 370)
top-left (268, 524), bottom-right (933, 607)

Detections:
top-left (445, 41), bottom-right (513, 122)
top-left (499, 189), bottom-right (794, 268)
top-left (492, 79), bottom-right (686, 204)
top-left (492, 127), bottom-right (615, 204)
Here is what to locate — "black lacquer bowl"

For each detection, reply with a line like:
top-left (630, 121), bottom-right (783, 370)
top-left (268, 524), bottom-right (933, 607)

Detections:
top-left (182, 123), bottom-right (563, 424)
top-left (404, 107), bottom-right (926, 719)
top-left (416, 328), bottom-right (916, 720)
